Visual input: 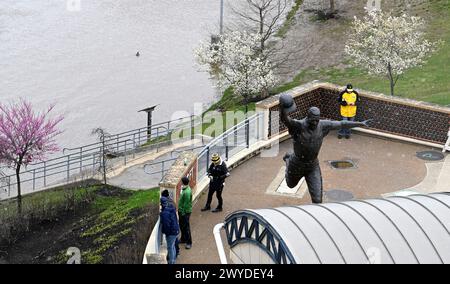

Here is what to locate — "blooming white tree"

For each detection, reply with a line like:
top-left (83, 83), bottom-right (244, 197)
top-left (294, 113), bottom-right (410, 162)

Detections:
top-left (345, 9), bottom-right (437, 96)
top-left (195, 31), bottom-right (277, 110)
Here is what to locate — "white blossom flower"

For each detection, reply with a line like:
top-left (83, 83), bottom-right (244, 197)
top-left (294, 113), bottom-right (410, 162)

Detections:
top-left (345, 9), bottom-right (438, 96)
top-left (195, 31), bottom-right (277, 103)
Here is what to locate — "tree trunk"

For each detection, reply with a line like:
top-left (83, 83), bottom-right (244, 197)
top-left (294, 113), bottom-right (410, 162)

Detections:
top-left (102, 137), bottom-right (107, 185)
top-left (261, 88), bottom-right (269, 100)
top-left (390, 77), bottom-right (395, 97)
top-left (330, 0), bottom-right (336, 13)
top-left (15, 165), bottom-right (22, 214)
top-left (387, 62), bottom-right (395, 96)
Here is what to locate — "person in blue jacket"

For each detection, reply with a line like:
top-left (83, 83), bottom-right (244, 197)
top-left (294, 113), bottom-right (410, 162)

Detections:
top-left (161, 190), bottom-right (180, 256)
top-left (160, 192), bottom-right (180, 264)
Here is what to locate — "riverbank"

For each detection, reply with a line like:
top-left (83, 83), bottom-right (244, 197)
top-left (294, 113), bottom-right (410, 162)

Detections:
top-left (274, 0), bottom-right (450, 106)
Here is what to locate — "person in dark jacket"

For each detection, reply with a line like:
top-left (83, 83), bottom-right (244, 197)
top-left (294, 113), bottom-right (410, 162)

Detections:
top-left (201, 153), bottom-right (230, 212)
top-left (178, 176), bottom-right (193, 249)
top-left (161, 190), bottom-right (179, 256)
top-left (160, 193), bottom-right (179, 264)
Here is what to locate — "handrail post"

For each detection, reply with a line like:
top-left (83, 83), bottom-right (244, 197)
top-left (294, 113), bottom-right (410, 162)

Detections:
top-left (206, 146), bottom-right (210, 169)
top-left (43, 161), bottom-right (47, 187)
top-left (156, 127), bottom-right (160, 153)
top-left (92, 153), bottom-right (96, 173)
top-left (80, 147), bottom-right (83, 173)
top-left (256, 113), bottom-right (260, 141)
top-left (67, 155), bottom-right (70, 182)
top-left (33, 170), bottom-right (36, 191)
top-left (133, 134), bottom-right (136, 158)
top-left (191, 114), bottom-right (194, 140)
top-left (224, 134), bottom-right (228, 161)
top-left (124, 140), bottom-right (127, 165)
top-left (234, 125), bottom-right (238, 148)
top-left (246, 118), bottom-right (250, 148)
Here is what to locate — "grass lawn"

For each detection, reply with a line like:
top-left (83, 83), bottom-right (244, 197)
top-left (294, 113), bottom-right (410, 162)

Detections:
top-left (0, 184), bottom-right (97, 219)
top-left (139, 87), bottom-right (257, 146)
top-left (73, 186), bottom-right (159, 264)
top-left (148, 88), bottom-right (258, 143)
top-left (141, 134), bottom-right (172, 147)
top-left (273, 0), bottom-right (450, 106)
top-left (276, 0), bottom-right (304, 38)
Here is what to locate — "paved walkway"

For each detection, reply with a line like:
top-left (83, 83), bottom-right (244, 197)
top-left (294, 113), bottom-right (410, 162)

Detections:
top-left (108, 144), bottom-right (205, 190)
top-left (384, 154), bottom-right (450, 197)
top-left (106, 140), bottom-right (205, 190)
top-left (177, 132), bottom-right (434, 264)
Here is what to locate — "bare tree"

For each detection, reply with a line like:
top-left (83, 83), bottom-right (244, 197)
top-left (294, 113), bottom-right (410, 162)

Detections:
top-left (229, 0), bottom-right (290, 51)
top-left (91, 128), bottom-right (113, 186)
top-left (227, 0), bottom-right (309, 79)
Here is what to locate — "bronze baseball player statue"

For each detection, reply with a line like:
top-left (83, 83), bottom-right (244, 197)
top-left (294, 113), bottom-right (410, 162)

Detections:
top-left (279, 94), bottom-right (372, 203)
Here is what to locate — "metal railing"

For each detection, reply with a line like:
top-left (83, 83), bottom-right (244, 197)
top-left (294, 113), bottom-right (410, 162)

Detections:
top-left (0, 114), bottom-right (200, 200)
top-left (197, 112), bottom-right (264, 179)
top-left (143, 158), bottom-right (179, 182)
top-left (143, 145), bottom-right (207, 186)
top-left (0, 169), bottom-right (11, 196)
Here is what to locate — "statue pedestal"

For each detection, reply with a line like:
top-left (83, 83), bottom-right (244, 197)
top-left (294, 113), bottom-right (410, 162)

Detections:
top-left (277, 177), bottom-right (306, 195)
top-left (265, 166), bottom-right (307, 198)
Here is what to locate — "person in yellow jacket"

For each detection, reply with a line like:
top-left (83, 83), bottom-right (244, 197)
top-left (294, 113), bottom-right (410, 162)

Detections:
top-left (338, 84), bottom-right (360, 139)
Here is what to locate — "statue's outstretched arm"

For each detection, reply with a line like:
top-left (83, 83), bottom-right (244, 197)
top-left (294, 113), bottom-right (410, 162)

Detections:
top-left (326, 119), bottom-right (373, 130)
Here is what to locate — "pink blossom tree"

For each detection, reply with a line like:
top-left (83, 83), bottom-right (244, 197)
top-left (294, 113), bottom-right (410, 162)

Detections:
top-left (0, 100), bottom-right (63, 212)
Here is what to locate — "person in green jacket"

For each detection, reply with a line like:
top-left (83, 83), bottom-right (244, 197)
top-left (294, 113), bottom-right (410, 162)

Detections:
top-left (178, 176), bottom-right (192, 249)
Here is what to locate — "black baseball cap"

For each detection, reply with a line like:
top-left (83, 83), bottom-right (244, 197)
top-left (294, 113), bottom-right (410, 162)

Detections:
top-left (181, 176), bottom-right (190, 186)
top-left (161, 189), bottom-right (169, 197)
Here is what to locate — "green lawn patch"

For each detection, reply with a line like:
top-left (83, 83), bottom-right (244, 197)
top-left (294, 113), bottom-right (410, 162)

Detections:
top-left (277, 0), bottom-right (304, 38)
top-left (271, 0), bottom-right (450, 105)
